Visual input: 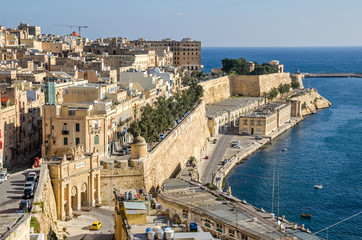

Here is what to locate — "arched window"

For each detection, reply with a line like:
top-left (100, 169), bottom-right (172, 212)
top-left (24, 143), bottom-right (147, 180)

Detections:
top-left (94, 135), bottom-right (99, 145)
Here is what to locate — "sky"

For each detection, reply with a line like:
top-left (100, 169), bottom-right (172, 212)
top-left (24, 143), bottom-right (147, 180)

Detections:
top-left (2, 0), bottom-right (362, 47)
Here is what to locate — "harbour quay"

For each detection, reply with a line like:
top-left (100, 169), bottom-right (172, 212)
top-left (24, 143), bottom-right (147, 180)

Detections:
top-left (158, 178), bottom-right (321, 240)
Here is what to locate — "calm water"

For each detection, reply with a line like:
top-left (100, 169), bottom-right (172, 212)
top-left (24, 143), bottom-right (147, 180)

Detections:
top-left (202, 47), bottom-right (362, 239)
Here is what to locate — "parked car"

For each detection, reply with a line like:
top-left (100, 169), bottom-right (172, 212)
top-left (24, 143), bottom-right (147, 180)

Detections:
top-left (175, 119), bottom-right (181, 124)
top-left (231, 143), bottom-right (239, 148)
top-left (23, 187), bottom-right (34, 199)
top-left (90, 221), bottom-right (102, 230)
top-left (160, 134), bottom-right (165, 140)
top-left (19, 200), bottom-right (32, 212)
top-left (232, 140), bottom-right (240, 144)
top-left (204, 156), bottom-right (209, 159)
top-left (26, 176), bottom-right (36, 183)
top-left (27, 172), bottom-right (37, 178)
top-left (120, 150), bottom-right (126, 156)
top-left (222, 159), bottom-right (228, 165)
top-left (213, 139), bottom-right (217, 144)
top-left (255, 136), bottom-right (263, 140)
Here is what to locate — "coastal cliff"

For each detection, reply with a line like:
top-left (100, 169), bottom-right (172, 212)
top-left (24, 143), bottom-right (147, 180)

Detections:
top-left (291, 89), bottom-right (331, 116)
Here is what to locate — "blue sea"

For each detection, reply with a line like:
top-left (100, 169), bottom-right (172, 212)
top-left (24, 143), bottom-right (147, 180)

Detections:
top-left (202, 47), bottom-right (362, 240)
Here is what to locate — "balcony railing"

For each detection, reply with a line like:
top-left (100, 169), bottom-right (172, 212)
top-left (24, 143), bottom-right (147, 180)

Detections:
top-left (62, 130), bottom-right (69, 135)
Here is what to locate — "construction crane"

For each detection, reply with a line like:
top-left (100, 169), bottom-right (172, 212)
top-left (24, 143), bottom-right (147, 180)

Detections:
top-left (53, 24), bottom-right (88, 36)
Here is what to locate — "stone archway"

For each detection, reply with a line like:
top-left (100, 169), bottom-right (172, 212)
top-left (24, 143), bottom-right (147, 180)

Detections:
top-left (81, 182), bottom-right (88, 207)
top-left (71, 186), bottom-right (79, 211)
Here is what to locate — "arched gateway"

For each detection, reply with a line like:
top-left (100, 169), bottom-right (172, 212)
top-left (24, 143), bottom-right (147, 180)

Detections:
top-left (48, 146), bottom-right (102, 220)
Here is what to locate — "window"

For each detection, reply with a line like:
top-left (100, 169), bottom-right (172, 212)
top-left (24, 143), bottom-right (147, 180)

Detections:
top-left (250, 120), bottom-right (255, 125)
top-left (76, 123), bottom-right (80, 132)
top-left (257, 128), bottom-right (262, 132)
top-left (94, 135), bottom-right (99, 145)
top-left (243, 119), bottom-right (248, 125)
top-left (243, 127), bottom-right (248, 131)
top-left (76, 137), bottom-right (80, 145)
top-left (257, 120), bottom-right (262, 126)
top-left (64, 137), bottom-right (68, 145)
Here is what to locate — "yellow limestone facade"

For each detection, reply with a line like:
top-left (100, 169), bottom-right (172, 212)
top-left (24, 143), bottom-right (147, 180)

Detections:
top-left (48, 146), bottom-right (102, 220)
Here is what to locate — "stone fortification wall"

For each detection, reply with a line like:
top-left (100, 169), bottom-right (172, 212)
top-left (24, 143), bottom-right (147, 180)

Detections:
top-left (200, 76), bottom-right (232, 104)
top-left (291, 89), bottom-right (331, 116)
top-left (144, 101), bottom-right (210, 192)
top-left (100, 159), bottom-right (145, 205)
top-left (230, 75), bottom-right (260, 97)
top-left (31, 164), bottom-right (58, 239)
top-left (231, 73), bottom-right (292, 97)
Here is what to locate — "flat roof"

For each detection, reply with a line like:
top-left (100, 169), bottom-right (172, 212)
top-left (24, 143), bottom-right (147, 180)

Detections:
top-left (160, 179), bottom-right (320, 240)
top-left (174, 232), bottom-right (215, 239)
top-left (205, 97), bottom-right (262, 117)
top-left (242, 102), bottom-right (288, 118)
top-left (124, 201), bottom-right (147, 210)
top-left (162, 178), bottom-right (193, 191)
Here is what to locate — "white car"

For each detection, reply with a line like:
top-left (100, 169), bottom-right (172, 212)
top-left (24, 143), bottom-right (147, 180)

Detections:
top-left (27, 172), bottom-right (37, 178)
top-left (0, 172), bottom-right (8, 182)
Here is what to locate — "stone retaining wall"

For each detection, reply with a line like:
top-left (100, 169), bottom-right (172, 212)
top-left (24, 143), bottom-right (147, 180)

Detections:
top-left (144, 101), bottom-right (210, 192)
top-left (31, 164), bottom-right (58, 240)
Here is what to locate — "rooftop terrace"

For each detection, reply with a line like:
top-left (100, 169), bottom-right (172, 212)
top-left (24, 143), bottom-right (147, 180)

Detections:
top-left (205, 97), bottom-right (262, 118)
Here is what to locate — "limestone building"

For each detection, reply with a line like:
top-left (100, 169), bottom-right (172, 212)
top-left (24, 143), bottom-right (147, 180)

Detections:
top-left (239, 102), bottom-right (291, 136)
top-left (42, 84), bottom-right (137, 160)
top-left (130, 38), bottom-right (201, 70)
top-left (48, 146), bottom-right (102, 220)
top-left (0, 83), bottom-right (44, 169)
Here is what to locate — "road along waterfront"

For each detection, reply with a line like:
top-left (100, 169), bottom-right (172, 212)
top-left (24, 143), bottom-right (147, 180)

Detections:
top-left (224, 77), bottom-right (362, 239)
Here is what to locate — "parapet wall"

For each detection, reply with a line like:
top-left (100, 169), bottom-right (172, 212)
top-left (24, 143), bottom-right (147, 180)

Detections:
top-left (144, 101), bottom-right (210, 192)
top-left (100, 159), bottom-right (145, 205)
top-left (200, 73), bottom-right (293, 104)
top-left (32, 164), bottom-right (58, 240)
top-left (231, 73), bottom-right (292, 97)
top-left (200, 76), bottom-right (232, 104)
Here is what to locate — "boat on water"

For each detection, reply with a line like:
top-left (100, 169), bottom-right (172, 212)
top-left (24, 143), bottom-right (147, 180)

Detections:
top-left (300, 213), bottom-right (311, 218)
top-left (314, 184), bottom-right (323, 189)
top-left (282, 148), bottom-right (287, 151)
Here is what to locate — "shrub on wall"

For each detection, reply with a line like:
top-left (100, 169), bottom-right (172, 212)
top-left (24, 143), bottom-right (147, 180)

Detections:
top-left (30, 217), bottom-right (40, 233)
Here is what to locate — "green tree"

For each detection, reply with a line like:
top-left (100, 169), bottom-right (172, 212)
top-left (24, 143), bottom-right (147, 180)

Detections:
top-left (268, 87), bottom-right (279, 100)
top-left (221, 58), bottom-right (239, 74)
top-left (291, 81), bottom-right (300, 89)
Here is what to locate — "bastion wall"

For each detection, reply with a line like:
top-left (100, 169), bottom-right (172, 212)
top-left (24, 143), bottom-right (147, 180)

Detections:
top-left (200, 76), bottom-right (232, 104)
top-left (291, 89), bottom-right (331, 116)
top-left (231, 73), bottom-right (292, 97)
top-left (144, 100), bottom-right (210, 192)
top-left (200, 73), bottom-right (294, 104)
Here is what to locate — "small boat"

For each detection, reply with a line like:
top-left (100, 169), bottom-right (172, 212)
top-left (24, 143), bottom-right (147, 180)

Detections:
top-left (282, 148), bottom-right (287, 151)
top-left (300, 213), bottom-right (311, 218)
top-left (314, 184), bottom-right (323, 189)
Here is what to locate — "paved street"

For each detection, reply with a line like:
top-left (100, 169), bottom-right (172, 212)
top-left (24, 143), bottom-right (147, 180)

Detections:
top-left (59, 206), bottom-right (114, 240)
top-left (200, 127), bottom-right (263, 185)
top-left (201, 128), bottom-right (236, 184)
top-left (0, 169), bottom-right (40, 213)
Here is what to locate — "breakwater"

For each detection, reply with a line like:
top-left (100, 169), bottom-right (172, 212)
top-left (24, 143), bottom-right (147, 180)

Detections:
top-left (303, 73), bottom-right (362, 78)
